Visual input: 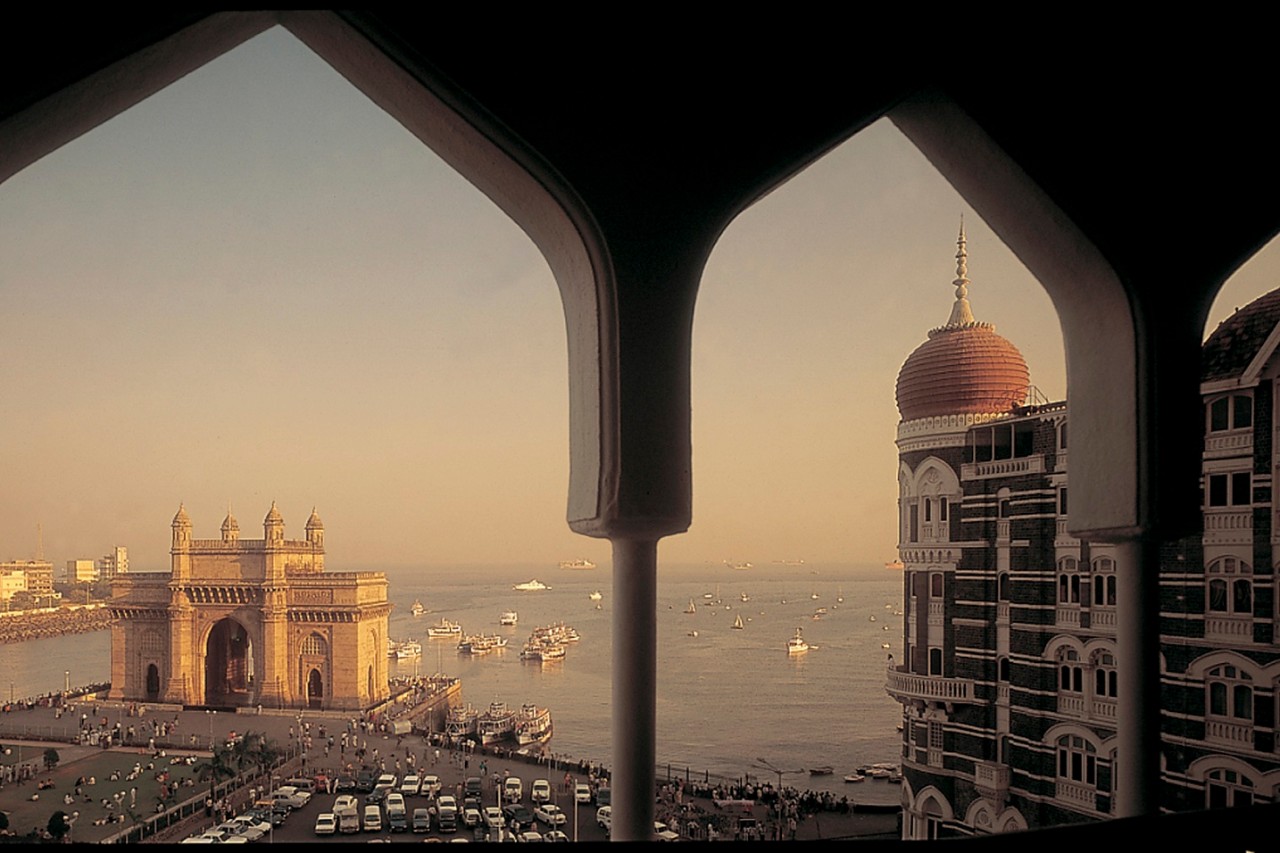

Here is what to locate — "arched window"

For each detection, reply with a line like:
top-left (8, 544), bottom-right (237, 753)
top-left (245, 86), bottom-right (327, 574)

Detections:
top-left (1091, 651), bottom-right (1117, 699)
top-left (998, 656), bottom-right (1011, 682)
top-left (1207, 394), bottom-right (1253, 433)
top-left (1058, 557), bottom-right (1081, 604)
top-left (1206, 664), bottom-right (1253, 721)
top-left (1058, 649), bottom-right (1083, 693)
top-left (1206, 557), bottom-right (1252, 615)
top-left (930, 573), bottom-right (944, 598)
top-left (1057, 735), bottom-right (1097, 786)
top-left (929, 647), bottom-right (943, 676)
top-left (998, 572), bottom-right (1011, 601)
top-left (301, 632), bottom-right (327, 657)
top-left (1091, 557), bottom-right (1116, 607)
top-left (1206, 768), bottom-right (1255, 809)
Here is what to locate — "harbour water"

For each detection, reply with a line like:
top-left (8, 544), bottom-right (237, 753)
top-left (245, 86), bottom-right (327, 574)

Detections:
top-left (0, 562), bottom-right (904, 798)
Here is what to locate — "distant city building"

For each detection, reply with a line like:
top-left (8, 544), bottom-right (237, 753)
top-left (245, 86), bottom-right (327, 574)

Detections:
top-left (0, 567), bottom-right (25, 605)
top-left (1, 560), bottom-right (54, 595)
top-left (65, 558), bottom-right (98, 583)
top-left (97, 545), bottom-right (128, 580)
top-left (107, 503), bottom-right (391, 710)
top-left (885, 229), bottom-right (1280, 838)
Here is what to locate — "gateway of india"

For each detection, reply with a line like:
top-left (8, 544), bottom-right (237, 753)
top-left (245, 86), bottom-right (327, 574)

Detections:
top-left (107, 503), bottom-right (391, 710)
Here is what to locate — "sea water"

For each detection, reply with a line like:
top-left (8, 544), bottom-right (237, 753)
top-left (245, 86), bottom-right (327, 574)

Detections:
top-left (0, 562), bottom-right (904, 798)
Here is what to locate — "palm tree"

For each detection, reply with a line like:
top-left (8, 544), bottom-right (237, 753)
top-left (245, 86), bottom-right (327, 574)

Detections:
top-left (194, 744), bottom-right (237, 815)
top-left (232, 731), bottom-right (281, 787)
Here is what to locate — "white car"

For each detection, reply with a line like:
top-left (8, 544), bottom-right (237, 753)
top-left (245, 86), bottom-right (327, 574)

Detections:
top-left (530, 779), bottom-right (551, 804)
top-left (574, 783), bottom-right (592, 804)
top-left (231, 815), bottom-right (271, 837)
top-left (484, 806), bottom-right (505, 829)
top-left (519, 831), bottom-right (544, 842)
top-left (333, 794), bottom-right (358, 812)
top-left (533, 803), bottom-right (565, 826)
top-left (376, 773), bottom-right (398, 790)
top-left (544, 830), bottom-right (569, 842)
top-left (596, 805), bottom-right (611, 831)
top-left (314, 813), bottom-right (337, 836)
top-left (462, 807), bottom-right (482, 828)
top-left (421, 774), bottom-right (443, 797)
top-left (503, 777), bottom-right (523, 803)
top-left (400, 774), bottom-right (422, 796)
top-left (386, 792), bottom-right (406, 813)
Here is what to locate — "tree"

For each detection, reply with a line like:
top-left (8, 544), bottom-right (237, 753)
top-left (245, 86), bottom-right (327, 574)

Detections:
top-left (46, 811), bottom-right (69, 841)
top-left (194, 745), bottom-right (237, 814)
top-left (42, 748), bottom-right (59, 770)
top-left (0, 810), bottom-right (10, 833)
top-left (232, 731), bottom-right (280, 782)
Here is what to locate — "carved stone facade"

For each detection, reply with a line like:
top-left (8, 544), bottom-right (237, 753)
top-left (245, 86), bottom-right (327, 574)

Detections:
top-left (107, 504), bottom-right (391, 711)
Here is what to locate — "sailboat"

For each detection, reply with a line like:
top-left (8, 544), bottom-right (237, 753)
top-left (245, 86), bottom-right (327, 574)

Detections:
top-left (732, 613), bottom-right (745, 630)
top-left (684, 599), bottom-right (697, 614)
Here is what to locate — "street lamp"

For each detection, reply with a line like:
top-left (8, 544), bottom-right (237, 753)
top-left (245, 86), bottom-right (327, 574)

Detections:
top-left (68, 811), bottom-right (79, 843)
top-left (752, 757), bottom-right (802, 841)
top-left (64, 670), bottom-right (70, 694)
top-left (207, 709), bottom-right (217, 751)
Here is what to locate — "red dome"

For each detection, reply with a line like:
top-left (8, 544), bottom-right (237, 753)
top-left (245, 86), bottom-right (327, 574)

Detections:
top-left (896, 324), bottom-right (1029, 421)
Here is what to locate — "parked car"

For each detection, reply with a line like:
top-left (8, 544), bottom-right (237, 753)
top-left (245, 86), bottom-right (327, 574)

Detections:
top-left (502, 803), bottom-right (534, 832)
top-left (269, 788), bottom-right (308, 810)
top-left (356, 767), bottom-right (378, 792)
top-left (436, 794), bottom-right (458, 833)
top-left (462, 807), bottom-right (482, 829)
top-left (596, 787), bottom-right (611, 807)
top-left (334, 773), bottom-right (357, 792)
top-left (333, 794), bottom-right (358, 812)
top-left (503, 776), bottom-right (523, 803)
top-left (314, 813), bottom-right (337, 836)
top-left (362, 804), bottom-right (383, 832)
top-left (421, 774), bottom-right (442, 797)
top-left (399, 774), bottom-right (421, 796)
top-left (387, 807), bottom-right (408, 833)
top-left (366, 785), bottom-right (392, 806)
top-left (574, 783), bottom-right (592, 804)
top-left (545, 830), bottom-right (570, 842)
top-left (484, 806), bottom-right (505, 830)
top-left (597, 805), bottom-right (611, 832)
top-left (519, 831), bottom-right (544, 842)
top-left (385, 792), bottom-right (406, 813)
top-left (530, 779), bottom-right (552, 804)
top-left (412, 808), bottom-right (431, 833)
top-left (464, 776), bottom-right (483, 800)
top-left (534, 804), bottom-right (566, 826)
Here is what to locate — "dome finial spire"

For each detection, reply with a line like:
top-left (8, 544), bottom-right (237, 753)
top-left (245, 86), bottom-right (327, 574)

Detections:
top-left (945, 215), bottom-right (976, 327)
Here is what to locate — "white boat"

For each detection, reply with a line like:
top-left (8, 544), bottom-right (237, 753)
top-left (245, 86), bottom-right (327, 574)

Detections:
top-left (477, 702), bottom-right (519, 745)
top-left (409, 599), bottom-right (425, 617)
top-left (513, 579), bottom-right (551, 591)
top-left (885, 559), bottom-right (905, 570)
top-left (588, 590), bottom-right (603, 601)
top-left (388, 639), bottom-right (422, 659)
top-left (427, 619), bottom-right (463, 638)
top-left (787, 628), bottom-right (809, 655)
top-left (739, 592), bottom-right (750, 602)
top-left (732, 614), bottom-right (745, 630)
top-left (558, 558), bottom-right (597, 570)
top-left (684, 599), bottom-right (697, 614)
top-left (515, 703), bottom-right (554, 747)
top-left (500, 611), bottom-right (519, 626)
top-left (445, 705), bottom-right (479, 743)
top-left (844, 773), bottom-right (866, 783)
top-left (724, 560), bottom-right (752, 570)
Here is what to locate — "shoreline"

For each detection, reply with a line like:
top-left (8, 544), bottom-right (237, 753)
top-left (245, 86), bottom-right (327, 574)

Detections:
top-left (0, 607), bottom-right (112, 645)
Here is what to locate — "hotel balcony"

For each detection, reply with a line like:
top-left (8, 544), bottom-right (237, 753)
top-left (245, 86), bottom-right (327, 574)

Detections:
top-left (1203, 430), bottom-right (1252, 460)
top-left (886, 666), bottom-right (977, 707)
top-left (1204, 614), bottom-right (1253, 643)
top-left (1205, 719), bottom-right (1253, 749)
top-left (961, 455), bottom-right (1045, 481)
top-left (974, 760), bottom-right (1011, 805)
top-left (1055, 780), bottom-right (1098, 812)
top-left (1203, 508), bottom-right (1252, 546)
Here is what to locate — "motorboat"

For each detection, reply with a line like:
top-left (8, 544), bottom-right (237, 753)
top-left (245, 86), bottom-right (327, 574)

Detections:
top-left (500, 611), bottom-right (519, 626)
top-left (445, 705), bottom-right (479, 743)
top-left (515, 703), bottom-right (554, 747)
top-left (427, 619), bottom-right (463, 638)
top-left (558, 558), bottom-right (596, 570)
top-left (410, 599), bottom-right (425, 617)
top-left (513, 579), bottom-right (551, 591)
top-left (808, 766), bottom-right (834, 776)
top-left (843, 773), bottom-right (865, 783)
top-left (588, 590), bottom-right (603, 601)
top-left (477, 701), bottom-right (518, 745)
top-left (388, 639), bottom-right (422, 659)
top-left (787, 628), bottom-right (809, 655)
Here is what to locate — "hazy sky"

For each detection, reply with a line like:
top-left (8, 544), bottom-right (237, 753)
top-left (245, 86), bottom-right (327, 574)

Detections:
top-left (1, 29), bottom-right (1273, 572)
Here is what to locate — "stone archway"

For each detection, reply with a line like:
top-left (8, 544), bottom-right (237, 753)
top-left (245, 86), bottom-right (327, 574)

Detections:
top-left (205, 618), bottom-right (255, 707)
top-left (307, 668), bottom-right (323, 710)
top-left (145, 663), bottom-right (161, 702)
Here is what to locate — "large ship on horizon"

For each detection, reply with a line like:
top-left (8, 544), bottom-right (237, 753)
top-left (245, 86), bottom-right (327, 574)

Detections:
top-left (513, 579), bottom-right (551, 591)
top-left (558, 558), bottom-right (597, 570)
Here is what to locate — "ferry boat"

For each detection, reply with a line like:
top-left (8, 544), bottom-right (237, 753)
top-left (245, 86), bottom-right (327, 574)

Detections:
top-left (513, 579), bottom-right (551, 591)
top-left (458, 635), bottom-right (494, 655)
top-left (477, 702), bottom-right (519, 745)
top-left (558, 558), bottom-right (597, 570)
top-left (500, 610), bottom-right (519, 626)
top-left (724, 560), bottom-right (752, 570)
top-left (427, 619), bottom-right (463, 638)
top-left (515, 704), bottom-right (554, 747)
top-left (410, 599), bottom-right (425, 617)
top-left (445, 705), bottom-right (479, 743)
top-left (787, 628), bottom-right (810, 655)
top-left (388, 639), bottom-right (422, 659)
